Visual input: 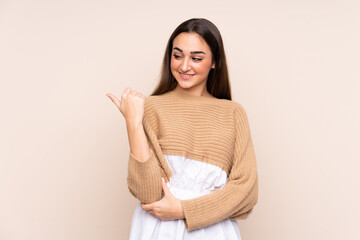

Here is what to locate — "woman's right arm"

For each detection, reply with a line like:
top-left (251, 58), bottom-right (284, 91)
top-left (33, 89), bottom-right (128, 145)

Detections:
top-left (106, 88), bottom-right (164, 204)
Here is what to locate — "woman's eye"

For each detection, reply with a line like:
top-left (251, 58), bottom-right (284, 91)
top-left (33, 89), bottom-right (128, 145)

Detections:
top-left (172, 54), bottom-right (202, 62)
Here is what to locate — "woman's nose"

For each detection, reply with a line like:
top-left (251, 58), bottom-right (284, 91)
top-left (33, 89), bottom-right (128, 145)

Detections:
top-left (180, 58), bottom-right (191, 72)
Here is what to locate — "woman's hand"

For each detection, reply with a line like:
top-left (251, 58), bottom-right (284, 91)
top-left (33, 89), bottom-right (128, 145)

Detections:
top-left (106, 88), bottom-right (145, 128)
top-left (141, 178), bottom-right (185, 221)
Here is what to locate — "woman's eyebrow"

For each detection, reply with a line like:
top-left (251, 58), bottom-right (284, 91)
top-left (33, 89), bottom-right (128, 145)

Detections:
top-left (173, 47), bottom-right (206, 54)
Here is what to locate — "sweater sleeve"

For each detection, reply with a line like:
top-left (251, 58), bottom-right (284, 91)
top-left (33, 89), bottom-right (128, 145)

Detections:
top-left (180, 103), bottom-right (258, 231)
top-left (126, 101), bottom-right (171, 204)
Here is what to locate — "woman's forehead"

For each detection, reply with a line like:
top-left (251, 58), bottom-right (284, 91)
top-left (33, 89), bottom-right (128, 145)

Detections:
top-left (172, 32), bottom-right (210, 53)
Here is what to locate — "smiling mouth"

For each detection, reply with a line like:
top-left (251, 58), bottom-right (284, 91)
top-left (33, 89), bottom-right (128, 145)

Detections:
top-left (179, 72), bottom-right (194, 80)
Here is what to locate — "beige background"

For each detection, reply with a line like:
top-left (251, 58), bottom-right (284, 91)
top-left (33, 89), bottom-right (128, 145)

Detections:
top-left (1, 0), bottom-right (359, 239)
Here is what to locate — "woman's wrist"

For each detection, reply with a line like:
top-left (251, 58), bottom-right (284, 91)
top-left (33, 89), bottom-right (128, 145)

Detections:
top-left (177, 200), bottom-right (185, 219)
top-left (126, 120), bottom-right (143, 131)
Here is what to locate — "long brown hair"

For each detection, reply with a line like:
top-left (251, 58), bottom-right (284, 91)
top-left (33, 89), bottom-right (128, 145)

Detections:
top-left (150, 18), bottom-right (232, 100)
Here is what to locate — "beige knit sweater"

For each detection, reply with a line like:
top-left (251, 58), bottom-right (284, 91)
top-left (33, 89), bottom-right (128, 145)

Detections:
top-left (127, 90), bottom-right (258, 232)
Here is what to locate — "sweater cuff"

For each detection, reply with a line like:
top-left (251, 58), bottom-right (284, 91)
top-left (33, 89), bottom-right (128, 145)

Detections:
top-left (180, 199), bottom-right (203, 231)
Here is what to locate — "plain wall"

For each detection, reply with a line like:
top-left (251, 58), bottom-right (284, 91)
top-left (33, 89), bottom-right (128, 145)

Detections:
top-left (1, 0), bottom-right (359, 239)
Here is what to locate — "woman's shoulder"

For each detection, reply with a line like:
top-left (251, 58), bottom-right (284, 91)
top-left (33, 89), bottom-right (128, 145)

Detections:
top-left (231, 100), bottom-right (247, 114)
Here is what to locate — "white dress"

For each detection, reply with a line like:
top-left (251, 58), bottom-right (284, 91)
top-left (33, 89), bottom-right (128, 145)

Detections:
top-left (129, 153), bottom-right (243, 240)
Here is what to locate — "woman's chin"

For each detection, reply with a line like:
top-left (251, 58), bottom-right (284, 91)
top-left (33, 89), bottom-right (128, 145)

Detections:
top-left (177, 81), bottom-right (193, 89)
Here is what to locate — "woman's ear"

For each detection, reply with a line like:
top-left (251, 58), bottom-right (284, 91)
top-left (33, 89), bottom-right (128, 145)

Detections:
top-left (211, 62), bottom-right (215, 69)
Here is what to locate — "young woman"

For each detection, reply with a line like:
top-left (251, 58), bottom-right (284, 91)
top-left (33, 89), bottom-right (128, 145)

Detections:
top-left (107, 18), bottom-right (258, 240)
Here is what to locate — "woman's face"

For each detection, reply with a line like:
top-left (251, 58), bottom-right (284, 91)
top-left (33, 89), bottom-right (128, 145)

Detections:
top-left (170, 32), bottom-right (215, 92)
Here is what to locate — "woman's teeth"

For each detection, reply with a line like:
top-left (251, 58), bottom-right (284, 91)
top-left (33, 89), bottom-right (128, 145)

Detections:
top-left (180, 73), bottom-right (194, 79)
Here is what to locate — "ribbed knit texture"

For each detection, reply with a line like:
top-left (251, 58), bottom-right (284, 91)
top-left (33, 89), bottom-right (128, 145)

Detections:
top-left (126, 90), bottom-right (258, 231)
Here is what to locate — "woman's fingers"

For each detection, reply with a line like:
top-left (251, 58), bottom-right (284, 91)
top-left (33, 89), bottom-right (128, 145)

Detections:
top-left (106, 93), bottom-right (121, 109)
top-left (122, 87), bottom-right (132, 98)
top-left (142, 205), bottom-right (159, 218)
top-left (141, 202), bottom-right (153, 211)
top-left (107, 87), bottom-right (146, 125)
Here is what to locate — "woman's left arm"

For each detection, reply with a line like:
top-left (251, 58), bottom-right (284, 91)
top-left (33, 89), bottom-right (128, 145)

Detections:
top-left (179, 103), bottom-right (258, 231)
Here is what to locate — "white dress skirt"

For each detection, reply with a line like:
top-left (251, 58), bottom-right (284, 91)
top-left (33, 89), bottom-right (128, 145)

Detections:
top-left (129, 154), bottom-right (243, 240)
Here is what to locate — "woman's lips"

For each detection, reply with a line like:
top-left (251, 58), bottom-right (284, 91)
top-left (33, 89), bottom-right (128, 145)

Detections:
top-left (179, 72), bottom-right (194, 80)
